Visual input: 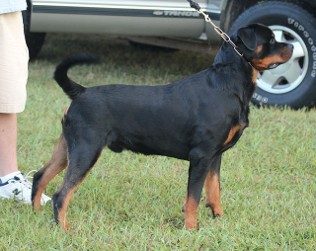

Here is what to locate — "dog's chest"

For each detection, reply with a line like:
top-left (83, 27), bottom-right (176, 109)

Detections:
top-left (223, 103), bottom-right (249, 148)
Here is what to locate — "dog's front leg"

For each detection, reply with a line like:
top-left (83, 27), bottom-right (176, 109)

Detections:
top-left (183, 156), bottom-right (212, 230)
top-left (204, 155), bottom-right (223, 218)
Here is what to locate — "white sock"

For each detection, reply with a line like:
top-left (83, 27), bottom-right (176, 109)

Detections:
top-left (0, 171), bottom-right (21, 183)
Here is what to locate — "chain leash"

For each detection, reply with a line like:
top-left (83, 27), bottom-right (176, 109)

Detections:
top-left (187, 0), bottom-right (244, 57)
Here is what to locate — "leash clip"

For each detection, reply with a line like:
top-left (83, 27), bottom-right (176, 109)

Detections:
top-left (187, 0), bottom-right (201, 11)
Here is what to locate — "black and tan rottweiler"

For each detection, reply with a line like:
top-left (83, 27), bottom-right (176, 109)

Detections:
top-left (32, 24), bottom-right (293, 230)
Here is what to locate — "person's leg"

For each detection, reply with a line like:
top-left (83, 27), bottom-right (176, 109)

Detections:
top-left (0, 113), bottom-right (18, 177)
top-left (0, 12), bottom-right (23, 179)
top-left (0, 12), bottom-right (50, 205)
top-left (0, 112), bottom-right (50, 205)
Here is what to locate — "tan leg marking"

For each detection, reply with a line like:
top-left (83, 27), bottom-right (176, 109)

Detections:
top-left (57, 172), bottom-right (89, 231)
top-left (33, 136), bottom-right (68, 211)
top-left (183, 195), bottom-right (199, 230)
top-left (57, 184), bottom-right (80, 231)
top-left (204, 171), bottom-right (223, 217)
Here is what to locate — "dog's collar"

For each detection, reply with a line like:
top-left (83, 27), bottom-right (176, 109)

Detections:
top-left (242, 55), bottom-right (255, 69)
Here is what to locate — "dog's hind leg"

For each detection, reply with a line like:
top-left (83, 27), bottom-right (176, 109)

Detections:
top-left (52, 142), bottom-right (102, 231)
top-left (204, 155), bottom-right (223, 218)
top-left (32, 135), bottom-right (68, 211)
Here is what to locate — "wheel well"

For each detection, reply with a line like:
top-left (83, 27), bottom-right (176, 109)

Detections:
top-left (221, 0), bottom-right (316, 32)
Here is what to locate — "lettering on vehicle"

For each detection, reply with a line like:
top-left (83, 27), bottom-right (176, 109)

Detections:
top-left (288, 18), bottom-right (316, 78)
top-left (153, 10), bottom-right (199, 17)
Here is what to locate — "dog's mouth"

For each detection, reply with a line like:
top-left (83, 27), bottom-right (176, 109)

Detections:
top-left (252, 59), bottom-right (283, 71)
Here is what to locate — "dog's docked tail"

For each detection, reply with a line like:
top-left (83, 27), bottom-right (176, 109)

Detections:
top-left (54, 55), bottom-right (98, 100)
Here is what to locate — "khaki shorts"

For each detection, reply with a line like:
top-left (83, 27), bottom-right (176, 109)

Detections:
top-left (0, 11), bottom-right (29, 113)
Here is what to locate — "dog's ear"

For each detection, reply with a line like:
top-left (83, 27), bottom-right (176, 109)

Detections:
top-left (237, 26), bottom-right (257, 51)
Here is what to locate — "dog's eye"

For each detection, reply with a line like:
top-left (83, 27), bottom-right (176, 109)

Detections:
top-left (270, 38), bottom-right (275, 44)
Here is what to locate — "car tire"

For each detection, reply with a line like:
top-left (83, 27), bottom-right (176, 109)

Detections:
top-left (22, 7), bottom-right (46, 60)
top-left (230, 1), bottom-right (316, 108)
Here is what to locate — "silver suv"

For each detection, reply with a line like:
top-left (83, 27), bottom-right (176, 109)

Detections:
top-left (24, 0), bottom-right (316, 108)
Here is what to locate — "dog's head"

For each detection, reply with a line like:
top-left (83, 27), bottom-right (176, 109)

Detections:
top-left (235, 24), bottom-right (293, 71)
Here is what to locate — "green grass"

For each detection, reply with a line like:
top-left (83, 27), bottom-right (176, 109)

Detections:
top-left (1, 34), bottom-right (315, 250)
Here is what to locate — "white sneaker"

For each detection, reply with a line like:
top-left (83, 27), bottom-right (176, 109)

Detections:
top-left (0, 171), bottom-right (51, 205)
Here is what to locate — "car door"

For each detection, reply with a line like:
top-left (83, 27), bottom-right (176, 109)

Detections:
top-left (30, 0), bottom-right (212, 38)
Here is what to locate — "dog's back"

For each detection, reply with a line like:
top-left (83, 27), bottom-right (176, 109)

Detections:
top-left (58, 58), bottom-right (236, 159)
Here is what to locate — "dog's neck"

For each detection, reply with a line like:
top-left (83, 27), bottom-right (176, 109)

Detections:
top-left (214, 42), bottom-right (249, 67)
top-left (214, 42), bottom-right (257, 84)
top-left (212, 42), bottom-right (257, 104)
